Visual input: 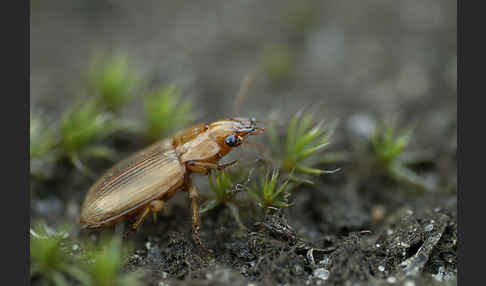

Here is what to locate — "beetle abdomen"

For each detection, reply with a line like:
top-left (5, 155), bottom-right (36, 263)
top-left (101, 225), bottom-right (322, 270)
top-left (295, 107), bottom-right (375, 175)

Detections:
top-left (80, 139), bottom-right (185, 227)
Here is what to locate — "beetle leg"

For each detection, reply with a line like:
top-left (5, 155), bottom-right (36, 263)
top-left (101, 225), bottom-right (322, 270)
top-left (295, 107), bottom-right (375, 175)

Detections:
top-left (186, 160), bottom-right (239, 174)
top-left (186, 160), bottom-right (211, 175)
top-left (131, 206), bottom-right (150, 229)
top-left (186, 178), bottom-right (213, 253)
top-left (216, 160), bottom-right (239, 170)
top-left (150, 200), bottom-right (165, 222)
top-left (131, 199), bottom-right (165, 229)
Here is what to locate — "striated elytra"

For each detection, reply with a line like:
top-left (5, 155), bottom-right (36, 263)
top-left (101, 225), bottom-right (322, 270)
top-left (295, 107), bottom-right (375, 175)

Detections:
top-left (79, 118), bottom-right (264, 252)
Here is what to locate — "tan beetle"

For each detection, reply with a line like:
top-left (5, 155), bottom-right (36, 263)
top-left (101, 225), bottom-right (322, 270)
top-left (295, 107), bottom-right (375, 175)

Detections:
top-left (79, 117), bottom-right (264, 252)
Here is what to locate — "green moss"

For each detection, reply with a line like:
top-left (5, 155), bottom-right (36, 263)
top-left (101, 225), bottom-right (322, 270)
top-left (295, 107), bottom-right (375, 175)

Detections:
top-left (283, 0), bottom-right (317, 42)
top-left (200, 169), bottom-right (250, 229)
top-left (247, 169), bottom-right (293, 211)
top-left (80, 236), bottom-right (142, 286)
top-left (30, 117), bottom-right (57, 159)
top-left (30, 222), bottom-right (84, 286)
top-left (144, 85), bottom-right (194, 141)
top-left (371, 124), bottom-right (432, 192)
top-left (88, 53), bottom-right (140, 113)
top-left (30, 116), bottom-right (59, 179)
top-left (268, 111), bottom-right (337, 177)
top-left (59, 100), bottom-right (120, 175)
top-left (261, 44), bottom-right (294, 85)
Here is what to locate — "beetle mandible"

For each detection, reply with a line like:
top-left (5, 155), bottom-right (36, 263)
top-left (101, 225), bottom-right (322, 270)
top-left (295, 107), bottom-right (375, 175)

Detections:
top-left (79, 117), bottom-right (264, 252)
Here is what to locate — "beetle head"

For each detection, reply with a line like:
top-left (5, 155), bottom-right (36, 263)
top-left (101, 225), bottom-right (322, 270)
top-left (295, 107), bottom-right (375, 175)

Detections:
top-left (209, 117), bottom-right (264, 149)
top-left (175, 117), bottom-right (264, 164)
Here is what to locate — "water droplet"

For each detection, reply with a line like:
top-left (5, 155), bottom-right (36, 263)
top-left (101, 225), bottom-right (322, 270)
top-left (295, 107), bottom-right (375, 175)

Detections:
top-left (72, 244), bottom-right (79, 251)
top-left (376, 243), bottom-right (381, 248)
top-left (313, 268), bottom-right (330, 280)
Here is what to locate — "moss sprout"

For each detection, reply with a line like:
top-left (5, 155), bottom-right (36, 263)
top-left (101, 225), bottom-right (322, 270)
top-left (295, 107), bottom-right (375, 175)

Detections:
top-left (370, 124), bottom-right (433, 192)
top-left (30, 117), bottom-right (57, 159)
top-left (88, 53), bottom-right (140, 113)
top-left (247, 168), bottom-right (293, 211)
top-left (30, 116), bottom-right (59, 178)
top-left (268, 110), bottom-right (338, 177)
top-left (143, 85), bottom-right (194, 141)
top-left (59, 100), bottom-right (120, 176)
top-left (79, 236), bottom-right (143, 286)
top-left (200, 169), bottom-right (251, 229)
top-left (261, 44), bottom-right (294, 85)
top-left (30, 222), bottom-right (84, 286)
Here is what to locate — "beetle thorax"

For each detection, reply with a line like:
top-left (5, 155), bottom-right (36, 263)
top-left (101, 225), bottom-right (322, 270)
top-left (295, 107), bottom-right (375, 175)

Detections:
top-left (175, 127), bottom-right (229, 164)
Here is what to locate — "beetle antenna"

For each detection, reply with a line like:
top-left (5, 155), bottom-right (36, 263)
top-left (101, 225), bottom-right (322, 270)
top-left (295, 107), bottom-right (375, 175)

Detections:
top-left (234, 71), bottom-right (256, 116)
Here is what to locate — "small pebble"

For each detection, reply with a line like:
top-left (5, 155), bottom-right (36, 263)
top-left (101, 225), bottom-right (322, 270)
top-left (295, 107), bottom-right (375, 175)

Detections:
top-left (399, 242), bottom-right (410, 248)
top-left (378, 265), bottom-right (385, 272)
top-left (371, 205), bottom-right (386, 222)
top-left (432, 266), bottom-right (447, 281)
top-left (376, 243), bottom-right (381, 248)
top-left (313, 268), bottom-right (330, 280)
top-left (347, 113), bottom-right (376, 139)
top-left (386, 229), bottom-right (394, 235)
top-left (294, 265), bottom-right (303, 275)
top-left (404, 280), bottom-right (415, 286)
top-left (319, 257), bottom-right (329, 265)
top-left (424, 224), bottom-right (434, 231)
top-left (387, 276), bottom-right (397, 283)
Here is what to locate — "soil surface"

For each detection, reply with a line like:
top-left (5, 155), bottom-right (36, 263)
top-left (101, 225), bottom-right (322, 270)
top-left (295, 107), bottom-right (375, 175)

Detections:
top-left (31, 1), bottom-right (457, 285)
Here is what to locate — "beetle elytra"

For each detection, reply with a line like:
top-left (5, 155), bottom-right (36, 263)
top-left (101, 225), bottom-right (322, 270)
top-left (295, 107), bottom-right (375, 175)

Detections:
top-left (80, 117), bottom-right (264, 252)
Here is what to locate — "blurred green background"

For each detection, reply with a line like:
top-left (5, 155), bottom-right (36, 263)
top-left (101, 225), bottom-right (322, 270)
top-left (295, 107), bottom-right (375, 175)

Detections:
top-left (31, 0), bottom-right (456, 127)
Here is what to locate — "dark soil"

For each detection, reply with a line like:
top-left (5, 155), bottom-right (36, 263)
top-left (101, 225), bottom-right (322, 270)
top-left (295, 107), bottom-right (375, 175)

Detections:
top-left (31, 136), bottom-right (457, 286)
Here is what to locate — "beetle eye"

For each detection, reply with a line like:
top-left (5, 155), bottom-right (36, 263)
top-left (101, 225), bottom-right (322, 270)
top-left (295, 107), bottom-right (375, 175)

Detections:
top-left (224, 135), bottom-right (238, 147)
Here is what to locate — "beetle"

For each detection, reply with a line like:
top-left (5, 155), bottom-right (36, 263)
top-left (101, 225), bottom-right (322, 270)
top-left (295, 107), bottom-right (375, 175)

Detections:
top-left (79, 117), bottom-right (264, 252)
